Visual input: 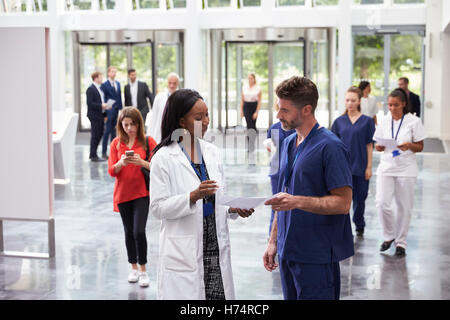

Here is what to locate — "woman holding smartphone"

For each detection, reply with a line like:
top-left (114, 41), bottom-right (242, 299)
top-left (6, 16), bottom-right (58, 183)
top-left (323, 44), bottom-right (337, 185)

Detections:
top-left (108, 107), bottom-right (157, 287)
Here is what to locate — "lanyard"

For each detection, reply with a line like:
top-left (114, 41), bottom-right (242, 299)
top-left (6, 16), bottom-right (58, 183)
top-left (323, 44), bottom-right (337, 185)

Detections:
top-left (284, 123), bottom-right (320, 192)
top-left (179, 141), bottom-right (214, 217)
top-left (179, 140), bottom-right (206, 182)
top-left (391, 115), bottom-right (405, 141)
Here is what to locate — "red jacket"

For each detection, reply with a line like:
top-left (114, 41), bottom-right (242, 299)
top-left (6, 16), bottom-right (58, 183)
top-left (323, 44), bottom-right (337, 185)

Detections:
top-left (108, 136), bottom-right (157, 212)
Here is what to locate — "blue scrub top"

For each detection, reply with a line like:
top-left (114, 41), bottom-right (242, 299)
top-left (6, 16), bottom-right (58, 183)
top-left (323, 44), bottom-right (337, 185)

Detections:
top-left (276, 127), bottom-right (354, 264)
top-left (267, 122), bottom-right (296, 177)
top-left (331, 114), bottom-right (375, 177)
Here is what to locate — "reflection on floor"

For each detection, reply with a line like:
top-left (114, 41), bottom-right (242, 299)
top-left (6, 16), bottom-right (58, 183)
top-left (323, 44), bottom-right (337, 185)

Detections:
top-left (1, 132), bottom-right (450, 300)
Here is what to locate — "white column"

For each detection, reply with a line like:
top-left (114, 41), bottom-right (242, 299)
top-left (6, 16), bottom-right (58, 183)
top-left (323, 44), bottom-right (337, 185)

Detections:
top-left (337, 0), bottom-right (352, 115)
top-left (424, 0), bottom-right (444, 138)
top-left (440, 31), bottom-right (450, 140)
top-left (47, 0), bottom-right (66, 112)
top-left (184, 0), bottom-right (202, 90)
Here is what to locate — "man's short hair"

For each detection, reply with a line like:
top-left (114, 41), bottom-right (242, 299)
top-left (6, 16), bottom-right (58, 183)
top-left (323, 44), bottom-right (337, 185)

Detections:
top-left (91, 71), bottom-right (102, 81)
top-left (399, 77), bottom-right (409, 84)
top-left (107, 66), bottom-right (116, 73)
top-left (167, 72), bottom-right (180, 81)
top-left (275, 76), bottom-right (319, 112)
top-left (128, 69), bottom-right (136, 75)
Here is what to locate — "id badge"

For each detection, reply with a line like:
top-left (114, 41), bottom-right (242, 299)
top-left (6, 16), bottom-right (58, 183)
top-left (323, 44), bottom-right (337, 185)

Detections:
top-left (392, 150), bottom-right (401, 158)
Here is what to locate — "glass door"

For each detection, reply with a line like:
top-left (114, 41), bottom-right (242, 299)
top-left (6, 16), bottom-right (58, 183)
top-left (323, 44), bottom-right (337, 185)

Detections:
top-left (224, 41), bottom-right (305, 131)
top-left (156, 43), bottom-right (183, 94)
top-left (132, 44), bottom-right (153, 95)
top-left (109, 45), bottom-right (128, 95)
top-left (225, 42), bottom-right (269, 129)
top-left (273, 42), bottom-right (305, 124)
top-left (79, 45), bottom-right (107, 130)
top-left (353, 34), bottom-right (385, 119)
top-left (353, 29), bottom-right (424, 120)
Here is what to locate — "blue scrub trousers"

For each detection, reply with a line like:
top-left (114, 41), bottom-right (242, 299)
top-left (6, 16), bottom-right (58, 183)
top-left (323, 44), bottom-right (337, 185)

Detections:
top-left (352, 175), bottom-right (369, 231)
top-left (279, 259), bottom-right (341, 300)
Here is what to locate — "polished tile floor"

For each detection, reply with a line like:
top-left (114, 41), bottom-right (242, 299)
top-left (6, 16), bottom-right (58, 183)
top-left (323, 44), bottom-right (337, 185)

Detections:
top-left (1, 131), bottom-right (450, 300)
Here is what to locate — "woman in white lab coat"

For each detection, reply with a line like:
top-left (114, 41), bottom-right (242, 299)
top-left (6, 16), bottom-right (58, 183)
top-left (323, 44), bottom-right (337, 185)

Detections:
top-left (374, 88), bottom-right (426, 257)
top-left (149, 89), bottom-right (254, 300)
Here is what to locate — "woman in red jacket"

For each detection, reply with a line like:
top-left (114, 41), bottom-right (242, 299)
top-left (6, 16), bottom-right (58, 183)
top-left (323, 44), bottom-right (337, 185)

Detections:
top-left (108, 107), bottom-right (157, 287)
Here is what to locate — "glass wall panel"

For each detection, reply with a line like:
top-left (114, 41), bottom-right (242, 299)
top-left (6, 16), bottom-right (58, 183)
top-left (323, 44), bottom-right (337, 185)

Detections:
top-left (394, 0), bottom-right (423, 3)
top-left (80, 45), bottom-right (107, 129)
top-left (276, 0), bottom-right (305, 6)
top-left (241, 0), bottom-right (261, 6)
top-left (138, 0), bottom-right (160, 9)
top-left (273, 42), bottom-right (304, 122)
top-left (207, 0), bottom-right (231, 7)
top-left (311, 39), bottom-right (330, 127)
top-left (389, 34), bottom-right (422, 102)
top-left (172, 0), bottom-right (187, 8)
top-left (131, 45), bottom-right (153, 96)
top-left (156, 44), bottom-right (180, 93)
top-left (69, 0), bottom-right (92, 10)
top-left (99, 0), bottom-right (115, 10)
top-left (313, 0), bottom-right (338, 6)
top-left (109, 45), bottom-right (128, 95)
top-left (353, 0), bottom-right (383, 4)
top-left (353, 35), bottom-right (384, 98)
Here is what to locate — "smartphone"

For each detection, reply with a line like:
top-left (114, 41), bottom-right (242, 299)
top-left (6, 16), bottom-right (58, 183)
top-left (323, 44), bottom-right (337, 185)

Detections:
top-left (125, 150), bottom-right (134, 157)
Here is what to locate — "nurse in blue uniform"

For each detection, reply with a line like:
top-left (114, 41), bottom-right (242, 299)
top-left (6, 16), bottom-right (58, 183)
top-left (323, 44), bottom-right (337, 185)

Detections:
top-left (265, 120), bottom-right (296, 236)
top-left (331, 86), bottom-right (375, 237)
top-left (264, 76), bottom-right (354, 300)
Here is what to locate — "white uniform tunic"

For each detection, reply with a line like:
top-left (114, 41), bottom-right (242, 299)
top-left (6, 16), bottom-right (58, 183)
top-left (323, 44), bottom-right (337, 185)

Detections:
top-left (373, 112), bottom-right (426, 248)
top-left (146, 91), bottom-right (170, 143)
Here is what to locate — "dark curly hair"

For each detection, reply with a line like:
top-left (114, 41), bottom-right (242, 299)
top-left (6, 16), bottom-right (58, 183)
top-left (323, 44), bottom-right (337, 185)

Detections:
top-left (275, 76), bottom-right (319, 113)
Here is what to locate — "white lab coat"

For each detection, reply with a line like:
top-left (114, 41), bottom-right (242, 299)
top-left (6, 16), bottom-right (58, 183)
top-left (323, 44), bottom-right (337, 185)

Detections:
top-left (149, 139), bottom-right (239, 300)
top-left (146, 91), bottom-right (169, 143)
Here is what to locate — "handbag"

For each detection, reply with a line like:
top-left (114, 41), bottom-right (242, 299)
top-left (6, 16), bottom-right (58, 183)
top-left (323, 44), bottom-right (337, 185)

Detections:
top-left (141, 137), bottom-right (151, 190)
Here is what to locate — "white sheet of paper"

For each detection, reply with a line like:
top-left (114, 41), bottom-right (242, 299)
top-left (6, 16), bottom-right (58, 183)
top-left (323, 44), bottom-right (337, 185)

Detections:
top-left (218, 195), bottom-right (277, 210)
top-left (374, 137), bottom-right (398, 151)
top-left (105, 99), bottom-right (115, 109)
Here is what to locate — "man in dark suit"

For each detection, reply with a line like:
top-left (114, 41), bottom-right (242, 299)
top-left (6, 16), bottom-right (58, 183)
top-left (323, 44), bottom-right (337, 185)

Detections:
top-left (124, 69), bottom-right (154, 123)
top-left (86, 71), bottom-right (108, 162)
top-left (398, 77), bottom-right (421, 118)
top-left (101, 66), bottom-right (123, 158)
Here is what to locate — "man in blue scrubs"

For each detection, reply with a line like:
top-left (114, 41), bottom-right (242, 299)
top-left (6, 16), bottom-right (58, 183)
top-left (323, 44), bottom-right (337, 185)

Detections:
top-left (264, 76), bottom-right (354, 300)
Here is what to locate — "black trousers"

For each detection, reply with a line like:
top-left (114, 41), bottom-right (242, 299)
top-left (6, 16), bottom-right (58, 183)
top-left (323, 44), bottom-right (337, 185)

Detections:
top-left (89, 118), bottom-right (104, 159)
top-left (118, 196), bottom-right (149, 265)
top-left (243, 101), bottom-right (258, 153)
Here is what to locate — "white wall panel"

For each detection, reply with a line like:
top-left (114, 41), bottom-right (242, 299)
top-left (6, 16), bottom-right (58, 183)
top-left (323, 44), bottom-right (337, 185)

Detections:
top-left (0, 27), bottom-right (53, 220)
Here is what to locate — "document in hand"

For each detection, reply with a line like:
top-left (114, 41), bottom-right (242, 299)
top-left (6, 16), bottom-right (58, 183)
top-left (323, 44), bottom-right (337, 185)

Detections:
top-left (105, 99), bottom-right (116, 109)
top-left (374, 137), bottom-right (398, 151)
top-left (218, 195), bottom-right (278, 210)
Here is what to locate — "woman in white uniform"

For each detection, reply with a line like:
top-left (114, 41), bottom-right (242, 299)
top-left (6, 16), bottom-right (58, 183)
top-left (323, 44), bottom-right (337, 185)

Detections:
top-left (374, 88), bottom-right (426, 256)
top-left (359, 81), bottom-right (378, 125)
top-left (149, 89), bottom-right (254, 300)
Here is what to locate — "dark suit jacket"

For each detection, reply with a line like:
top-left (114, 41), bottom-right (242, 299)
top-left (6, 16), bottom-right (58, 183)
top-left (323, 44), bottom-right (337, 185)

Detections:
top-left (86, 84), bottom-right (105, 121)
top-left (100, 80), bottom-right (123, 120)
top-left (124, 81), bottom-right (154, 115)
top-left (409, 91), bottom-right (421, 118)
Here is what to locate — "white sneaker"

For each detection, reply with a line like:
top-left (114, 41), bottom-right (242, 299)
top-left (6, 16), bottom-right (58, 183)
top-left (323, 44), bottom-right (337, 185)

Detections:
top-left (138, 271), bottom-right (150, 287)
top-left (128, 269), bottom-right (139, 283)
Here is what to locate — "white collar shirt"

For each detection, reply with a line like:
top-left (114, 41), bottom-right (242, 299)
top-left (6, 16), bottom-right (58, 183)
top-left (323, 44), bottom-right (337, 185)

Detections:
top-left (130, 80), bottom-right (138, 107)
top-left (93, 82), bottom-right (105, 104)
